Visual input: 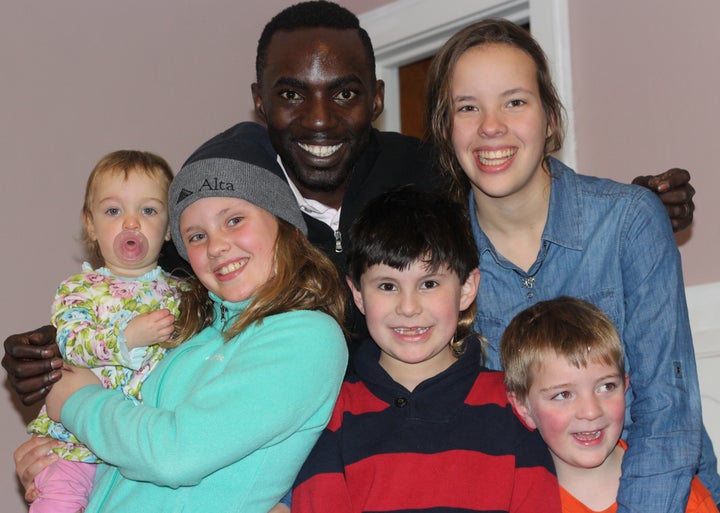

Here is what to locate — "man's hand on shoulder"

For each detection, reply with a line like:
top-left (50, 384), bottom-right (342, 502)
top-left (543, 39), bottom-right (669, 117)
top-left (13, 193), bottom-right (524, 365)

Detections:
top-left (632, 168), bottom-right (695, 232)
top-left (2, 325), bottom-right (63, 406)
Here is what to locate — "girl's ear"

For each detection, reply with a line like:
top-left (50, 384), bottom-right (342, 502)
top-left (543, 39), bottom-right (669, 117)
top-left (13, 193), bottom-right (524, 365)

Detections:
top-left (345, 276), bottom-right (366, 315)
top-left (624, 372), bottom-right (630, 392)
top-left (507, 391), bottom-right (538, 430)
top-left (459, 268), bottom-right (480, 311)
top-left (164, 228), bottom-right (172, 242)
top-left (545, 110), bottom-right (557, 139)
top-left (83, 211), bottom-right (97, 241)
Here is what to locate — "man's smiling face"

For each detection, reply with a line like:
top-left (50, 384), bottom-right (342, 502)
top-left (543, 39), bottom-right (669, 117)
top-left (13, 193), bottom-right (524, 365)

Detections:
top-left (252, 27), bottom-right (384, 207)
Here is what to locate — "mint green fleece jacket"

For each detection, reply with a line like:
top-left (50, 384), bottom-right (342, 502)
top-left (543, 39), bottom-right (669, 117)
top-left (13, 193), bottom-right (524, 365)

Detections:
top-left (61, 295), bottom-right (347, 513)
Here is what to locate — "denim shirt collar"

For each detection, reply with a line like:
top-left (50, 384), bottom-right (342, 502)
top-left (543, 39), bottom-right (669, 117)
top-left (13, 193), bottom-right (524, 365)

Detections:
top-left (468, 156), bottom-right (584, 259)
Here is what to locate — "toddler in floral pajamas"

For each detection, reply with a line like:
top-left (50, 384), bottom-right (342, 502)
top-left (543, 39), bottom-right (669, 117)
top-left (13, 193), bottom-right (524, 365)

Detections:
top-left (26, 150), bottom-right (185, 513)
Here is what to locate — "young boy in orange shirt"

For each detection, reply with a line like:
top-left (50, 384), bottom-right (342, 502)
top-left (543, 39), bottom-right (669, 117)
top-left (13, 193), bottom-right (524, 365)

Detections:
top-left (502, 296), bottom-right (718, 513)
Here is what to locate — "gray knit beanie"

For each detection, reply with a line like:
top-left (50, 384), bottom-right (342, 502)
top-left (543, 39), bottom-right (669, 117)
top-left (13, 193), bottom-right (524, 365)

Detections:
top-left (169, 122), bottom-right (307, 262)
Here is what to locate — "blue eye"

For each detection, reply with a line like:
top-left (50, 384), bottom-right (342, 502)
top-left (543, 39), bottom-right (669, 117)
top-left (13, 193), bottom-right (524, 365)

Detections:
top-left (142, 207), bottom-right (158, 216)
top-left (105, 207), bottom-right (121, 216)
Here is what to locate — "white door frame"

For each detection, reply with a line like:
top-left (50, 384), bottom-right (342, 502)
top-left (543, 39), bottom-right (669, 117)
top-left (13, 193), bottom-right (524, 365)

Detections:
top-left (359, 0), bottom-right (575, 166)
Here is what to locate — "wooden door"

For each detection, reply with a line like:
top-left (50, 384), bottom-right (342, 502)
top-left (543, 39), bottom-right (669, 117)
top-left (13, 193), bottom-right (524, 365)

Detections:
top-left (398, 56), bottom-right (433, 140)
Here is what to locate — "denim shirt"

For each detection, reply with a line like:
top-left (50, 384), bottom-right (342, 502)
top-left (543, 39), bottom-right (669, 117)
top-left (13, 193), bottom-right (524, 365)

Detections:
top-left (470, 157), bottom-right (708, 513)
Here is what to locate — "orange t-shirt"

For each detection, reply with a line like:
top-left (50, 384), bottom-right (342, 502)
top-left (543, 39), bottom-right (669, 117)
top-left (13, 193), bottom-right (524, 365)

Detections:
top-left (560, 440), bottom-right (718, 513)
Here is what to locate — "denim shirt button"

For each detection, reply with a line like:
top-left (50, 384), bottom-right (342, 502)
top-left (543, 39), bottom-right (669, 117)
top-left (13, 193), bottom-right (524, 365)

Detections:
top-left (526, 291), bottom-right (534, 299)
top-left (394, 397), bottom-right (408, 408)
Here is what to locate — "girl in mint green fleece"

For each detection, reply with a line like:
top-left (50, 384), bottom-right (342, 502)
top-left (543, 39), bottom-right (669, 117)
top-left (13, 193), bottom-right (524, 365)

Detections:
top-left (41, 122), bottom-right (348, 513)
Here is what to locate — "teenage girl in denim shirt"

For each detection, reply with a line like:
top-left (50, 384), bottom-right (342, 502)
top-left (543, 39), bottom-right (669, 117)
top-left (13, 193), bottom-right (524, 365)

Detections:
top-left (425, 18), bottom-right (720, 513)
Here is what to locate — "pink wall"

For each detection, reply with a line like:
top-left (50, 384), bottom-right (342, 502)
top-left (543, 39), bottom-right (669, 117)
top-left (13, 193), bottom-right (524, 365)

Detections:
top-left (0, 0), bottom-right (716, 510)
top-left (568, 0), bottom-right (720, 285)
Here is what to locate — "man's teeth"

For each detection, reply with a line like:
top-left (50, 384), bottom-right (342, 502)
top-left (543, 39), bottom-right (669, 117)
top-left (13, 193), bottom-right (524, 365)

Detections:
top-left (393, 327), bottom-right (429, 335)
top-left (217, 261), bottom-right (245, 276)
top-left (476, 148), bottom-right (516, 165)
top-left (298, 142), bottom-right (342, 158)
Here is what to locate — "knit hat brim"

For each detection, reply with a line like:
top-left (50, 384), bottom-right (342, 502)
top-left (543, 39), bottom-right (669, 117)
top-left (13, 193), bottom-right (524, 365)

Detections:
top-left (168, 122), bottom-right (306, 262)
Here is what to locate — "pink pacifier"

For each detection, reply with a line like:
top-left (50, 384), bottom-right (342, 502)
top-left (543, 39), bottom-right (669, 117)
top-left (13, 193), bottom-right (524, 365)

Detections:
top-left (113, 230), bottom-right (149, 263)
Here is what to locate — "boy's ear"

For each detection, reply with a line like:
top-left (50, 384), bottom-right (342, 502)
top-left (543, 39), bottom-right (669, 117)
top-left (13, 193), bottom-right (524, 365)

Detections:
top-left (507, 391), bottom-right (538, 430)
top-left (459, 268), bottom-right (480, 310)
top-left (624, 372), bottom-right (630, 392)
top-left (83, 212), bottom-right (97, 241)
top-left (345, 276), bottom-right (366, 315)
top-left (164, 228), bottom-right (171, 242)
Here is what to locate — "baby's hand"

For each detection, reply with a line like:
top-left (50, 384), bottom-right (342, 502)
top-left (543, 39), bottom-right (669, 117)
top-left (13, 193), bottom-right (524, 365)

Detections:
top-left (124, 309), bottom-right (176, 349)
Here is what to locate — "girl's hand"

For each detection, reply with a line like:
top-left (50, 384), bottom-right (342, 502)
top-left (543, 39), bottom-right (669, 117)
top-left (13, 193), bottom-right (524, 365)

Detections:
top-left (14, 436), bottom-right (63, 502)
top-left (45, 365), bottom-right (101, 421)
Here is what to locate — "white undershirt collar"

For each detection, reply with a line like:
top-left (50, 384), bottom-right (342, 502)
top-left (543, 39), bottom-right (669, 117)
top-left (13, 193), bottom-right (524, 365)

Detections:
top-left (277, 155), bottom-right (341, 230)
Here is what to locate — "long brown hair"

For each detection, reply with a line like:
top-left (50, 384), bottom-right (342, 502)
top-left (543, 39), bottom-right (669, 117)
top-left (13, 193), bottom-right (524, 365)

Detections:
top-left (170, 219), bottom-right (345, 346)
top-left (425, 19), bottom-right (566, 204)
